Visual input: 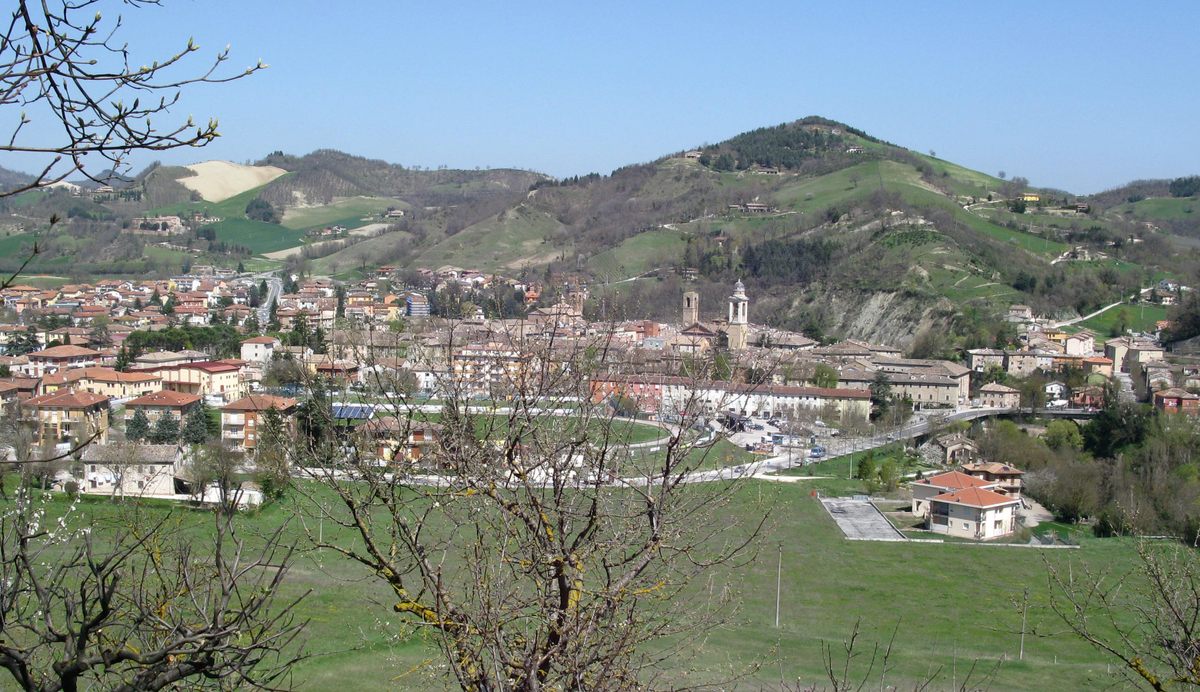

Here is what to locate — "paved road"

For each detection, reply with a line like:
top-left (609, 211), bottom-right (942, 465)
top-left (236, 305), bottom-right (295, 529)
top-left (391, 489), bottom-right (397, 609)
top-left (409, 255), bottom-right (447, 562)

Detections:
top-left (254, 272), bottom-right (283, 325)
top-left (820, 498), bottom-right (905, 540)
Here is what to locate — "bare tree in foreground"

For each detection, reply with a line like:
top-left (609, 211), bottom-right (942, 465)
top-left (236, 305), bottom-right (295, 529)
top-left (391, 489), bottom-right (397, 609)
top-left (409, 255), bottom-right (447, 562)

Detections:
top-left (295, 326), bottom-right (765, 689)
top-left (0, 483), bottom-right (307, 690)
top-left (1048, 539), bottom-right (1200, 691)
top-left (2, 0), bottom-right (267, 196)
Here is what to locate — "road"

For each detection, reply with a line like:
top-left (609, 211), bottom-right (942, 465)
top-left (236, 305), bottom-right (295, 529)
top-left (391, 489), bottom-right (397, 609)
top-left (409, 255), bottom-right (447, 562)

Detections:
top-left (1050, 287), bottom-right (1153, 329)
top-left (253, 272), bottom-right (283, 325)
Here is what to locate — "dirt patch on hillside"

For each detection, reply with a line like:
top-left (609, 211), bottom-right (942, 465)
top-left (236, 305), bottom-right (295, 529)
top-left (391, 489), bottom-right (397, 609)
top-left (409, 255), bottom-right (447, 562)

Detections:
top-left (178, 161), bottom-right (286, 202)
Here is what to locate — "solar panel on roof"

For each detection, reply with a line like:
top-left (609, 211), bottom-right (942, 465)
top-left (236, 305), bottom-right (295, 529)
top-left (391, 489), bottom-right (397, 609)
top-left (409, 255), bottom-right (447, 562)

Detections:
top-left (332, 403), bottom-right (374, 420)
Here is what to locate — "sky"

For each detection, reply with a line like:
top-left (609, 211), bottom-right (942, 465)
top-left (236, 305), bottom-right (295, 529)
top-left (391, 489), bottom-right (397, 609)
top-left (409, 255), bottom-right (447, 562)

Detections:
top-left (9, 1), bottom-right (1200, 193)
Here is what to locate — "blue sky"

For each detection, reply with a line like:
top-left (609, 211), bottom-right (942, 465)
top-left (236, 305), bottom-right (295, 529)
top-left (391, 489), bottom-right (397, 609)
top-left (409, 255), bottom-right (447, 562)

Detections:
top-left (12, 2), bottom-right (1200, 192)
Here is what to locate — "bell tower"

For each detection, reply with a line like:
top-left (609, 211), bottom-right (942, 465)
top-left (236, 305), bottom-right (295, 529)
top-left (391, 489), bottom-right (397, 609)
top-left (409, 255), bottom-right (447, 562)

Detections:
top-left (682, 290), bottom-right (699, 325)
top-left (726, 279), bottom-right (749, 350)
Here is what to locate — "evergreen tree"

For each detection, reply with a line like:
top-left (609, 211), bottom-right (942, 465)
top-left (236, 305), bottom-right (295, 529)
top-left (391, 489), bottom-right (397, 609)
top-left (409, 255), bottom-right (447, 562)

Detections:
top-left (126, 409), bottom-right (151, 442)
top-left (7, 327), bottom-right (40, 356)
top-left (244, 314), bottom-right (261, 334)
top-left (237, 260), bottom-right (246, 273)
top-left (256, 407), bottom-right (289, 499)
top-left (182, 405), bottom-right (210, 445)
top-left (149, 412), bottom-right (180, 445)
top-left (267, 300), bottom-right (280, 332)
top-left (87, 322), bottom-right (112, 349)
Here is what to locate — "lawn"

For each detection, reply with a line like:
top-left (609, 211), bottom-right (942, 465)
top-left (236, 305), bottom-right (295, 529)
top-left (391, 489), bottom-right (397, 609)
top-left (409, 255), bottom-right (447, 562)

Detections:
top-left (1116, 196), bottom-right (1197, 221)
top-left (8, 476), bottom-right (1145, 690)
top-left (588, 229), bottom-right (687, 279)
top-left (209, 217), bottom-right (308, 255)
top-left (280, 196), bottom-right (408, 231)
top-left (1075, 302), bottom-right (1169, 335)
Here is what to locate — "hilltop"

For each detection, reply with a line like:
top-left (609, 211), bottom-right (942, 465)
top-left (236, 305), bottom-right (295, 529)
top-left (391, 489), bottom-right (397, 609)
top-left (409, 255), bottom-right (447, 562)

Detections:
top-left (1, 116), bottom-right (1195, 347)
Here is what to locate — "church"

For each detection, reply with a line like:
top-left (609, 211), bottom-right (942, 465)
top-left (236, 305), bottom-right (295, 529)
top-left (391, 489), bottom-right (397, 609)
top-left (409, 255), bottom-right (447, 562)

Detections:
top-left (676, 280), bottom-right (751, 354)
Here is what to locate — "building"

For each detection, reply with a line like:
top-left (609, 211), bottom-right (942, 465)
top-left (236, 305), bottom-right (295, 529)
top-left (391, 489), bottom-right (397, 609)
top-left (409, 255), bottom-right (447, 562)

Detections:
top-left (726, 280), bottom-right (749, 350)
top-left (927, 487), bottom-right (1021, 540)
top-left (80, 444), bottom-right (183, 497)
top-left (124, 390), bottom-right (202, 424)
top-left (978, 382), bottom-right (1021, 408)
top-left (934, 433), bottom-right (978, 464)
top-left (24, 344), bottom-right (103, 377)
top-left (22, 388), bottom-right (110, 445)
top-left (220, 394), bottom-right (297, 451)
top-left (1153, 388), bottom-right (1200, 416)
top-left (359, 416), bottom-right (442, 464)
top-left (911, 470), bottom-right (997, 518)
top-left (42, 367), bottom-right (161, 400)
top-left (450, 342), bottom-right (532, 399)
top-left (682, 291), bottom-right (699, 326)
top-left (960, 462), bottom-right (1025, 498)
top-left (589, 374), bottom-right (872, 421)
top-left (155, 361), bottom-right (245, 404)
top-left (405, 292), bottom-right (431, 317)
top-left (240, 336), bottom-right (281, 364)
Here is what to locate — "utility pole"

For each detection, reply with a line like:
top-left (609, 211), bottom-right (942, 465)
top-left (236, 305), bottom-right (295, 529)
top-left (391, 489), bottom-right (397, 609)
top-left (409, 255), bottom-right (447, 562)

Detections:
top-left (1019, 587), bottom-right (1029, 660)
top-left (774, 543), bottom-right (783, 628)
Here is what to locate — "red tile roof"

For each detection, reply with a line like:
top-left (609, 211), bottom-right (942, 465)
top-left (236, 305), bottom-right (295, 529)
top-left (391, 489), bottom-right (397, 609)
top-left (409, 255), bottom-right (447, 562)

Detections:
top-left (23, 388), bottom-right (108, 409)
top-left (29, 345), bottom-right (102, 359)
top-left (223, 394), bottom-right (297, 412)
top-left (931, 487), bottom-right (1020, 509)
top-left (125, 390), bottom-right (202, 408)
top-left (914, 470), bottom-right (994, 491)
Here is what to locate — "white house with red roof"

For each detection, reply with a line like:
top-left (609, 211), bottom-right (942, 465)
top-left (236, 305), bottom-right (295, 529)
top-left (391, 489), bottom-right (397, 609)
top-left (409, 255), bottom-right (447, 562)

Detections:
top-left (911, 470), bottom-right (1020, 540)
top-left (927, 487), bottom-right (1021, 540)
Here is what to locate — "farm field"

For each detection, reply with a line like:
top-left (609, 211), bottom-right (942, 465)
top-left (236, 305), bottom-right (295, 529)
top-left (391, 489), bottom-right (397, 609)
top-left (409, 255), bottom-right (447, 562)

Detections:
top-left (280, 196), bottom-right (408, 231)
top-left (9, 477), bottom-right (1140, 690)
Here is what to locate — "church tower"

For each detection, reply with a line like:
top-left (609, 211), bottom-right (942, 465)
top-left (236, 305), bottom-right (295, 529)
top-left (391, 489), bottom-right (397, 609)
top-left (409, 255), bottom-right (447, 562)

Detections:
top-left (726, 279), bottom-right (749, 350)
top-left (682, 290), bottom-right (699, 325)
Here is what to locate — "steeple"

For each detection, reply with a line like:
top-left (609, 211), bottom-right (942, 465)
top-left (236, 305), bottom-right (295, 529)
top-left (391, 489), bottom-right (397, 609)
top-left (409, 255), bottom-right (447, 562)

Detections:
top-left (726, 279), bottom-right (749, 350)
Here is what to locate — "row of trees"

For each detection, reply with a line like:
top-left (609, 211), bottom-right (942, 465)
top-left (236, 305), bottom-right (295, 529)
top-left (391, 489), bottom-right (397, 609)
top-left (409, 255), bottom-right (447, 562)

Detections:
top-left (125, 405), bottom-right (214, 445)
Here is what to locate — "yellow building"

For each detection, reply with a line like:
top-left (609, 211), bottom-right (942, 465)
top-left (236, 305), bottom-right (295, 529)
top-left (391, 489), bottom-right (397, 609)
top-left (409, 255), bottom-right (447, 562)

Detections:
top-left (22, 388), bottom-right (110, 445)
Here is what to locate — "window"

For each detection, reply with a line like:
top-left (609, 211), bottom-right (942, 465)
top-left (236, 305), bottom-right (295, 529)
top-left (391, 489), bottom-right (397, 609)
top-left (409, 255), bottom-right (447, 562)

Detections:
top-left (963, 522), bottom-right (969, 529)
top-left (994, 520), bottom-right (1002, 530)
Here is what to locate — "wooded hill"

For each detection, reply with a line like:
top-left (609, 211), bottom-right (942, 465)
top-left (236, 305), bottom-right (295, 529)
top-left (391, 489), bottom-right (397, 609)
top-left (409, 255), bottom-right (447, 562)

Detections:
top-left (2, 116), bottom-right (1197, 349)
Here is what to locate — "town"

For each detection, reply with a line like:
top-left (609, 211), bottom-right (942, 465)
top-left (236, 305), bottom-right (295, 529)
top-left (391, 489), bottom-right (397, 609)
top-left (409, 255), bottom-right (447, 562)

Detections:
top-left (1, 266), bottom-right (1195, 542)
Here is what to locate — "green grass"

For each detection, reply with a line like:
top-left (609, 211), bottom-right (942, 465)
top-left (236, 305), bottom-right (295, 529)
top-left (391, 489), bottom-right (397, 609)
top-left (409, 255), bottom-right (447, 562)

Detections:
top-left (1075, 302), bottom-right (1170, 335)
top-left (1116, 196), bottom-right (1198, 221)
top-left (280, 196), bottom-right (409, 231)
top-left (415, 204), bottom-right (562, 272)
top-left (10, 476), bottom-right (1146, 690)
top-left (588, 229), bottom-right (687, 279)
top-left (0, 231), bottom-right (37, 257)
top-left (209, 218), bottom-right (308, 255)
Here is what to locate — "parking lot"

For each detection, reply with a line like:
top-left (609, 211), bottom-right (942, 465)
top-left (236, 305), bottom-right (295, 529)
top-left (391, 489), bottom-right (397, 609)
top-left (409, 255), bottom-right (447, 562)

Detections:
top-left (820, 497), bottom-right (906, 541)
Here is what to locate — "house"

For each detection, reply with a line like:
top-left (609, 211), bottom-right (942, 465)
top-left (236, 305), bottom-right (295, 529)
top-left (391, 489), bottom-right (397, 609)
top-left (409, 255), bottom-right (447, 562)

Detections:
top-left (910, 470), bottom-right (997, 518)
top-left (1153, 388), bottom-right (1200, 416)
top-left (1071, 385), bottom-right (1106, 409)
top-left (43, 367), bottom-right (161, 400)
top-left (124, 389), bottom-right (202, 424)
top-left (155, 361), bottom-right (244, 404)
top-left (359, 416), bottom-right (442, 464)
top-left (240, 336), bottom-right (280, 364)
top-left (1006, 305), bottom-right (1034, 323)
top-left (24, 344), bottom-right (103, 377)
top-left (220, 394), bottom-right (297, 451)
top-left (1064, 331), bottom-right (1095, 357)
top-left (927, 487), bottom-right (1021, 540)
top-left (1044, 381), bottom-right (1068, 401)
top-left (22, 388), bottom-right (110, 445)
top-left (960, 462), bottom-right (1024, 498)
top-left (79, 444), bottom-right (183, 497)
top-left (934, 433), bottom-right (978, 465)
top-left (978, 382), bottom-right (1020, 408)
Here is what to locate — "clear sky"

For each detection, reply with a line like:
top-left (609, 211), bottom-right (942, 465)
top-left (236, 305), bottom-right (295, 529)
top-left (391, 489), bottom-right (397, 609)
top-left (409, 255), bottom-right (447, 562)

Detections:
top-left (12, 1), bottom-right (1200, 193)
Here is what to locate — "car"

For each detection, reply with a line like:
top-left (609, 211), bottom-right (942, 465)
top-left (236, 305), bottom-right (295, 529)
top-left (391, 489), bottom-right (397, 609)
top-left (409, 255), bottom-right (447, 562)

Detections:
top-left (814, 420), bottom-right (826, 427)
top-left (885, 433), bottom-right (897, 441)
top-left (828, 429), bottom-right (840, 437)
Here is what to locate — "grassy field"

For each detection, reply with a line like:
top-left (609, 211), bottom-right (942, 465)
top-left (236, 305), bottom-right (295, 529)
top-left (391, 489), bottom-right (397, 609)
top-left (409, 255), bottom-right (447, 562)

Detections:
top-left (13, 479), bottom-right (1142, 690)
top-left (1075, 302), bottom-right (1170, 335)
top-left (1116, 196), bottom-right (1198, 221)
top-left (211, 218), bottom-right (308, 255)
top-left (0, 231), bottom-right (37, 258)
top-left (587, 229), bottom-right (687, 279)
top-left (415, 204), bottom-right (562, 271)
top-left (280, 196), bottom-right (408, 231)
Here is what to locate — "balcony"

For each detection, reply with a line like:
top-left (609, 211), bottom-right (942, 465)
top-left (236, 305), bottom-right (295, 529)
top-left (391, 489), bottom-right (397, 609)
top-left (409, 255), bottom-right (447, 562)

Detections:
top-left (223, 414), bottom-right (245, 426)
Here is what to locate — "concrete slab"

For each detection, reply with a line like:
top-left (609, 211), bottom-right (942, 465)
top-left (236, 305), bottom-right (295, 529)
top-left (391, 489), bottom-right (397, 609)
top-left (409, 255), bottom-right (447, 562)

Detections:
top-left (820, 497), bottom-right (906, 541)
